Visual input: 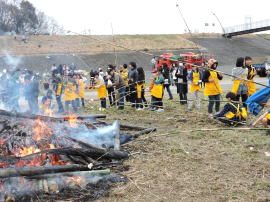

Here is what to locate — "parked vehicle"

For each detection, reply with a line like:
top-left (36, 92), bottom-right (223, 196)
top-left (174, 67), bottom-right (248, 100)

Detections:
top-left (252, 57), bottom-right (270, 77)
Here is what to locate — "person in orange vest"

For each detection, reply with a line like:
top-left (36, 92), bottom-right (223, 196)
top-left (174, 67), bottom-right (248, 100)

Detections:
top-left (150, 68), bottom-right (164, 112)
top-left (94, 71), bottom-right (107, 110)
top-left (188, 65), bottom-right (203, 111)
top-left (203, 59), bottom-right (223, 116)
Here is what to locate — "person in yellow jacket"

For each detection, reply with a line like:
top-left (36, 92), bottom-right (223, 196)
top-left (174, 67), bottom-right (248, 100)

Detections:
top-left (150, 68), bottom-right (164, 112)
top-left (188, 66), bottom-right (203, 111)
top-left (94, 71), bottom-right (107, 110)
top-left (63, 74), bottom-right (78, 113)
top-left (120, 64), bottom-right (129, 102)
top-left (245, 56), bottom-right (256, 96)
top-left (203, 59), bottom-right (223, 115)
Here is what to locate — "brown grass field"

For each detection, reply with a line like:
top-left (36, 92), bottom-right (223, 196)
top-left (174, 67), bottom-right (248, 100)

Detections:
top-left (78, 91), bottom-right (270, 202)
top-left (0, 34), bottom-right (198, 56)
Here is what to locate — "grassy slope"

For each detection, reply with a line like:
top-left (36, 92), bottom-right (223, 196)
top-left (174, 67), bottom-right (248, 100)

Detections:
top-left (0, 34), bottom-right (197, 55)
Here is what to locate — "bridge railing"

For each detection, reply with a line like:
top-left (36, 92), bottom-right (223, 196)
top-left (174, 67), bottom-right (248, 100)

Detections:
top-left (224, 19), bottom-right (270, 34)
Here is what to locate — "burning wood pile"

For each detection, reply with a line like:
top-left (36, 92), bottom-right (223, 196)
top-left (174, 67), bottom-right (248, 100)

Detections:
top-left (0, 110), bottom-right (155, 201)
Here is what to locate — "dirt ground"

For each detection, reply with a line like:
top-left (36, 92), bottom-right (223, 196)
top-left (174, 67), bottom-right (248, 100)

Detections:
top-left (82, 92), bottom-right (270, 202)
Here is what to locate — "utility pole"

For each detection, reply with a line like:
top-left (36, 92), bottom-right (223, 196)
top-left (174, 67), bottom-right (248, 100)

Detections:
top-left (212, 12), bottom-right (227, 38)
top-left (111, 22), bottom-right (118, 66)
top-left (176, 1), bottom-right (192, 35)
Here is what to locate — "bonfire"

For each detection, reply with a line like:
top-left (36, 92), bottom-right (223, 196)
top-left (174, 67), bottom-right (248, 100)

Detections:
top-left (0, 109), bottom-right (155, 201)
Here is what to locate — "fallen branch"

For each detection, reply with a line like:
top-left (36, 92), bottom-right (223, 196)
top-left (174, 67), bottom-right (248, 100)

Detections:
top-left (120, 124), bottom-right (146, 131)
top-left (64, 136), bottom-right (104, 150)
top-left (21, 147), bottom-right (129, 160)
top-left (131, 128), bottom-right (157, 139)
top-left (0, 164), bottom-right (93, 178)
top-left (122, 128), bottom-right (157, 145)
top-left (28, 169), bottom-right (111, 179)
top-left (0, 109), bottom-right (105, 123)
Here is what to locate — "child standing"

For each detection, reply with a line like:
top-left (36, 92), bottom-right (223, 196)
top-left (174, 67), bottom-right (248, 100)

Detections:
top-left (136, 67), bottom-right (147, 110)
top-left (41, 89), bottom-right (53, 115)
top-left (94, 72), bottom-right (107, 110)
top-left (150, 69), bottom-right (164, 112)
top-left (188, 66), bottom-right (202, 111)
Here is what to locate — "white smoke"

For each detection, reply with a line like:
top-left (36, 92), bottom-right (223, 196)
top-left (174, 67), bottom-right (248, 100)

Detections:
top-left (3, 53), bottom-right (21, 71)
top-left (0, 172), bottom-right (109, 201)
top-left (62, 121), bottom-right (120, 148)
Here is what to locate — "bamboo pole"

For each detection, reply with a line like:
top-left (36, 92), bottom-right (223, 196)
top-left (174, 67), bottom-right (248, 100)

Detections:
top-left (175, 127), bottom-right (270, 133)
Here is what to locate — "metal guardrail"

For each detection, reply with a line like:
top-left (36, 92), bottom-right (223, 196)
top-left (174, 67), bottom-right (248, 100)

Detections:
top-left (224, 19), bottom-right (270, 34)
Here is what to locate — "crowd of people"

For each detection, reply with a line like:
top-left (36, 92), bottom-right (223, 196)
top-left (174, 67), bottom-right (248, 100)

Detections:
top-left (1, 56), bottom-right (270, 128)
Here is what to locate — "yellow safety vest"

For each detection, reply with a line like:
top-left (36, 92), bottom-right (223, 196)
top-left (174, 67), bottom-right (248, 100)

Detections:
top-left (265, 113), bottom-right (270, 120)
top-left (96, 81), bottom-right (107, 99)
top-left (225, 103), bottom-right (248, 119)
top-left (151, 77), bottom-right (163, 99)
top-left (56, 82), bottom-right (63, 96)
top-left (204, 71), bottom-right (222, 96)
top-left (247, 66), bottom-right (256, 96)
top-left (190, 72), bottom-right (201, 92)
top-left (120, 70), bottom-right (129, 86)
top-left (78, 79), bottom-right (85, 98)
top-left (137, 83), bottom-right (145, 99)
top-left (64, 81), bottom-right (77, 101)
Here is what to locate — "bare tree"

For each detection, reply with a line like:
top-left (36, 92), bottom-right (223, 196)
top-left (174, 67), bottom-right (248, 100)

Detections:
top-left (0, 0), bottom-right (64, 35)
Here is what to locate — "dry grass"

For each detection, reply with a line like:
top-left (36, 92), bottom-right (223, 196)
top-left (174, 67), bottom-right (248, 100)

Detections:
top-left (0, 34), bottom-right (197, 56)
top-left (259, 34), bottom-right (270, 40)
top-left (83, 92), bottom-right (270, 202)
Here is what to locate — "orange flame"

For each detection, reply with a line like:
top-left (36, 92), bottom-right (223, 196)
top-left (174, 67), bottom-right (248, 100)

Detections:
top-left (33, 119), bottom-right (52, 141)
top-left (67, 114), bottom-right (78, 127)
top-left (68, 176), bottom-right (86, 184)
top-left (18, 146), bottom-right (41, 157)
top-left (44, 108), bottom-right (53, 116)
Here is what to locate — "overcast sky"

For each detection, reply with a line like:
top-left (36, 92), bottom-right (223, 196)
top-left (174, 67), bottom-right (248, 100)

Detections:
top-left (29, 0), bottom-right (270, 35)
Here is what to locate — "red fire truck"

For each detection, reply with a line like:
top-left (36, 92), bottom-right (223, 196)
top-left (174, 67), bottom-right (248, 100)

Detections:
top-left (156, 53), bottom-right (179, 68)
top-left (156, 52), bottom-right (209, 70)
top-left (179, 52), bottom-right (209, 70)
